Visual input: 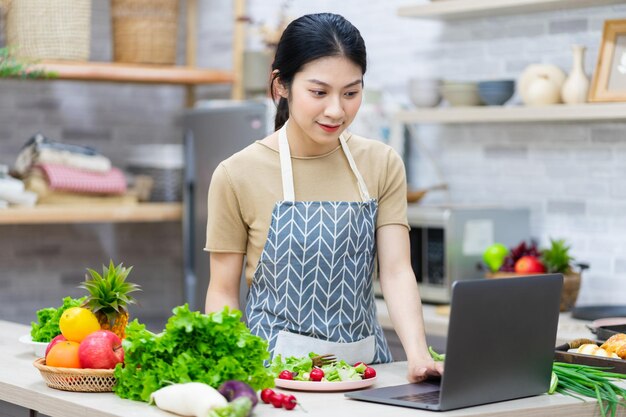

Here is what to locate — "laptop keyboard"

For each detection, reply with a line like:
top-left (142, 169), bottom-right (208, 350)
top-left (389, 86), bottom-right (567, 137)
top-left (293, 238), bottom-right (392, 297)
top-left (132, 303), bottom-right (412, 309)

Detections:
top-left (393, 390), bottom-right (441, 404)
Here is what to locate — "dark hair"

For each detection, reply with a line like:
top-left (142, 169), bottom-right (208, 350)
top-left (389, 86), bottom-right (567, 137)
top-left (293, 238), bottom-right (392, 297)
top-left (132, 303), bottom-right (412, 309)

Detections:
top-left (271, 13), bottom-right (367, 130)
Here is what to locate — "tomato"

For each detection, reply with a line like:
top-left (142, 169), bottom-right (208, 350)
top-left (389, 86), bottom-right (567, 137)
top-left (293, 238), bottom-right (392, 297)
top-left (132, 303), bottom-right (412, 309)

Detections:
top-left (270, 392), bottom-right (284, 408)
top-left (260, 388), bottom-right (275, 404)
top-left (282, 394), bottom-right (297, 410)
top-left (363, 367), bottom-right (376, 379)
top-left (278, 370), bottom-right (293, 380)
top-left (309, 367), bottom-right (324, 381)
top-left (59, 307), bottom-right (100, 342)
top-left (45, 340), bottom-right (81, 368)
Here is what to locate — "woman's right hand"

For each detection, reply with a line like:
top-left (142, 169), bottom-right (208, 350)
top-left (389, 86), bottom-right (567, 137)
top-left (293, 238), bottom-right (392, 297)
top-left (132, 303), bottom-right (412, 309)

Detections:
top-left (407, 357), bottom-right (444, 383)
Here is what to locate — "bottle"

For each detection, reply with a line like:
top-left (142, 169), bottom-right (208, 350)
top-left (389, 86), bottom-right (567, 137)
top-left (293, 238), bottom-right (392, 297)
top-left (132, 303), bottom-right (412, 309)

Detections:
top-left (561, 45), bottom-right (590, 105)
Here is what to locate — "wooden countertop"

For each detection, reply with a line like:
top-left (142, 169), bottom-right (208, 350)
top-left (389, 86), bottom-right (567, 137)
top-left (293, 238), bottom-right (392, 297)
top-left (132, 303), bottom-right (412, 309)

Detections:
top-left (375, 299), bottom-right (595, 345)
top-left (1, 320), bottom-right (623, 417)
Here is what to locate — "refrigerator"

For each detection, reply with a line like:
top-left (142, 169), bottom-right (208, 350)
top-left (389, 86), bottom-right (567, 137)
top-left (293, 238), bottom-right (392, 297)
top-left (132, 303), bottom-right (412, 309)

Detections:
top-left (182, 101), bottom-right (268, 312)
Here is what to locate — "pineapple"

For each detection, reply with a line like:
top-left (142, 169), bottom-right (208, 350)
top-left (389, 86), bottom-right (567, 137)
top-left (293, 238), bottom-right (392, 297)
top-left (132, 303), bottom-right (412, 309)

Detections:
top-left (80, 260), bottom-right (141, 339)
top-left (541, 239), bottom-right (574, 274)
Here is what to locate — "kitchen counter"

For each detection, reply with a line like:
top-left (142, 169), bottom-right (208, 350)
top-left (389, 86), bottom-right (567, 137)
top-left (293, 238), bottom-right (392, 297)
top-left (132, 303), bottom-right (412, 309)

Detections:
top-left (375, 299), bottom-right (595, 345)
top-left (1, 320), bottom-right (623, 417)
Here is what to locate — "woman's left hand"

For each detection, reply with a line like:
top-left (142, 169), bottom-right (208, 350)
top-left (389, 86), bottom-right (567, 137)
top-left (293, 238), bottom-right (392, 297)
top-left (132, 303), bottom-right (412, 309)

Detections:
top-left (407, 357), bottom-right (444, 383)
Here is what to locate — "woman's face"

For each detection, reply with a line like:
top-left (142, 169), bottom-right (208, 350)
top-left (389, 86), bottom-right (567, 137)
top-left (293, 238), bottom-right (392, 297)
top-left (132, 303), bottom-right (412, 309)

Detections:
top-left (281, 55), bottom-right (363, 156)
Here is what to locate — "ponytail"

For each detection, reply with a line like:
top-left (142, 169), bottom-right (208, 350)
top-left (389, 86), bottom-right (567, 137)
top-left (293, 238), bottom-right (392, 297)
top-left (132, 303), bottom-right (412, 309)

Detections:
top-left (274, 97), bottom-right (289, 131)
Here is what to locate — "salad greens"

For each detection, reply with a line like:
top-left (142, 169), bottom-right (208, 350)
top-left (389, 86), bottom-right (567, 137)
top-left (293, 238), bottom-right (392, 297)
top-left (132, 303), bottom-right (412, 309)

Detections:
top-left (30, 296), bottom-right (87, 342)
top-left (270, 352), bottom-right (365, 382)
top-left (113, 305), bottom-right (274, 402)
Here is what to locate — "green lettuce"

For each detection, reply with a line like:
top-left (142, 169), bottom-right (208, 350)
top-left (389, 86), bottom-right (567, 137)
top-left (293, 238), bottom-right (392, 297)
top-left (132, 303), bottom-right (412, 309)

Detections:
top-left (113, 305), bottom-right (274, 402)
top-left (30, 296), bottom-right (86, 342)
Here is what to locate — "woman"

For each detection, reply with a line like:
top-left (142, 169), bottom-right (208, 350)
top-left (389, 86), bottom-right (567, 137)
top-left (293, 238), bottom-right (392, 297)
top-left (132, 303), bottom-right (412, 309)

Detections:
top-left (205, 12), bottom-right (442, 382)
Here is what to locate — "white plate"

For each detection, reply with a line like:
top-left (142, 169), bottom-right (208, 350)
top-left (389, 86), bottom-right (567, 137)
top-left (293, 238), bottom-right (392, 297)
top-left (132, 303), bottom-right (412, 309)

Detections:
top-left (19, 334), bottom-right (48, 357)
top-left (274, 377), bottom-right (376, 392)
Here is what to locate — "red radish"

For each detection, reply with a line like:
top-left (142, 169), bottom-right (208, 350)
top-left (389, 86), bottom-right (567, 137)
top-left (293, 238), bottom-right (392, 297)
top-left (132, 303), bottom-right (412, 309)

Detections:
top-left (354, 361), bottom-right (364, 367)
top-left (363, 367), bottom-right (377, 379)
top-left (278, 370), bottom-right (293, 380)
top-left (270, 392), bottom-right (285, 408)
top-left (282, 394), bottom-right (297, 410)
top-left (309, 367), bottom-right (324, 381)
top-left (261, 388), bottom-right (274, 404)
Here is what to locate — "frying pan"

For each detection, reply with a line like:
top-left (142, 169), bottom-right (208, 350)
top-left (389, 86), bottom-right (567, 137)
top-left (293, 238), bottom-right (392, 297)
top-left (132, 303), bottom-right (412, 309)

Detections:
top-left (588, 324), bottom-right (626, 342)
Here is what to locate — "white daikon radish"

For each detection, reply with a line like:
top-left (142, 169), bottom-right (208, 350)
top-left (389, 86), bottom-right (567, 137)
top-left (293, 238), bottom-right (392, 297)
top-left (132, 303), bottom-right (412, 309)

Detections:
top-left (150, 382), bottom-right (228, 417)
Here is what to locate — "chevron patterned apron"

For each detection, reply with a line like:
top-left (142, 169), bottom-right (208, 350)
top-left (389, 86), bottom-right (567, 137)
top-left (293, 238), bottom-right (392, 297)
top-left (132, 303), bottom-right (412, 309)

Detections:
top-left (245, 122), bottom-right (393, 364)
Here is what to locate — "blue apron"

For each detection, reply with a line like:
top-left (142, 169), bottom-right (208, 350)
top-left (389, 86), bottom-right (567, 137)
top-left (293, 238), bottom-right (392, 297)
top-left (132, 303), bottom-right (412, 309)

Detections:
top-left (245, 122), bottom-right (392, 364)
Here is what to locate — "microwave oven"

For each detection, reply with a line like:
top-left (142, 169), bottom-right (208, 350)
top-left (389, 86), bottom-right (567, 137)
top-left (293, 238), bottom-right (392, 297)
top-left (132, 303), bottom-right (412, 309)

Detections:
top-left (374, 205), bottom-right (530, 303)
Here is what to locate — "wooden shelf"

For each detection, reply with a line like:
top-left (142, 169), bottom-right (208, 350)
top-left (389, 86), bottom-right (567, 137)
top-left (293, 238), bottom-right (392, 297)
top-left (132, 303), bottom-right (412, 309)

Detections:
top-left (395, 103), bottom-right (626, 124)
top-left (398, 0), bottom-right (625, 20)
top-left (0, 202), bottom-right (183, 225)
top-left (35, 61), bottom-right (234, 85)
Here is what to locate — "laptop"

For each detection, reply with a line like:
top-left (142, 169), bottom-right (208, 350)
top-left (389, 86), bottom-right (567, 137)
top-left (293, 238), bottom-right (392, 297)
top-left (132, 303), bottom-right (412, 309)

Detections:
top-left (346, 274), bottom-right (563, 411)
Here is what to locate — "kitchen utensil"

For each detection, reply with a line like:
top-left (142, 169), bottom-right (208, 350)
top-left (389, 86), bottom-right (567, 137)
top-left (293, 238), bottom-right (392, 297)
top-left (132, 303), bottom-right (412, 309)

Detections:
top-left (477, 80), bottom-right (515, 106)
top-left (311, 353), bottom-right (337, 367)
top-left (406, 183), bottom-right (448, 203)
top-left (409, 78), bottom-right (442, 108)
top-left (440, 82), bottom-right (483, 107)
top-left (571, 305), bottom-right (626, 321)
top-left (554, 342), bottom-right (626, 374)
top-left (274, 376), bottom-right (376, 392)
top-left (588, 324), bottom-right (626, 342)
top-left (18, 335), bottom-right (48, 357)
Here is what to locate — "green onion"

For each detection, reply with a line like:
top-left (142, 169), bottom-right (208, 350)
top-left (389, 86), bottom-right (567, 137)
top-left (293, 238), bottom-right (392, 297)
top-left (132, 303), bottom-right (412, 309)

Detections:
top-left (551, 362), bottom-right (626, 417)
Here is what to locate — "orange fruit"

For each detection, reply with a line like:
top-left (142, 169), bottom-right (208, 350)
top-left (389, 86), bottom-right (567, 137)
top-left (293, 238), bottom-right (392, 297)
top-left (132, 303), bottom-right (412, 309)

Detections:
top-left (46, 341), bottom-right (81, 368)
top-left (59, 307), bottom-right (100, 342)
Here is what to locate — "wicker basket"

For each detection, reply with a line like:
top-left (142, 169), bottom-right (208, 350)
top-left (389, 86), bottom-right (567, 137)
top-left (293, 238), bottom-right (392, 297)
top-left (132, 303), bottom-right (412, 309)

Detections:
top-left (111, 0), bottom-right (180, 65)
top-left (33, 358), bottom-right (116, 392)
top-left (4, 0), bottom-right (91, 61)
top-left (486, 272), bottom-right (582, 312)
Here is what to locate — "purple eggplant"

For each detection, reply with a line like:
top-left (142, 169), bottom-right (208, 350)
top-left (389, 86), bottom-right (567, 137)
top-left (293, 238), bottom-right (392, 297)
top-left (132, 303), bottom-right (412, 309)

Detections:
top-left (217, 380), bottom-right (258, 408)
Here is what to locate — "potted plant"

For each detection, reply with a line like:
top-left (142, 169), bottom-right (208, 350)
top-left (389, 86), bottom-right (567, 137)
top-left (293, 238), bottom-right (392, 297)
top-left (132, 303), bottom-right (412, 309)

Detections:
top-left (0, 47), bottom-right (55, 79)
top-left (541, 238), bottom-right (584, 312)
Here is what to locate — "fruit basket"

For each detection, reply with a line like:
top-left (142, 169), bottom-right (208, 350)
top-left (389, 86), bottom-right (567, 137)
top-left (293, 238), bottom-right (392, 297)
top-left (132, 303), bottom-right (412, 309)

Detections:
top-left (33, 358), bottom-right (116, 392)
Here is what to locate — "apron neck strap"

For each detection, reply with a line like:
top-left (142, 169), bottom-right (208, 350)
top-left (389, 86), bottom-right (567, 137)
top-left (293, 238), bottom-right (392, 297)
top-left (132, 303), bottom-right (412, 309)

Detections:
top-left (278, 121), bottom-right (371, 202)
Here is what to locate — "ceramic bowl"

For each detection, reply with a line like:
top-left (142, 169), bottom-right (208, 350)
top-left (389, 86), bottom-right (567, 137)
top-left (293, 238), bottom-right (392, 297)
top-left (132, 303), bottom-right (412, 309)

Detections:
top-left (478, 80), bottom-right (515, 105)
top-left (440, 82), bottom-right (482, 106)
top-left (409, 78), bottom-right (442, 108)
top-left (19, 334), bottom-right (48, 357)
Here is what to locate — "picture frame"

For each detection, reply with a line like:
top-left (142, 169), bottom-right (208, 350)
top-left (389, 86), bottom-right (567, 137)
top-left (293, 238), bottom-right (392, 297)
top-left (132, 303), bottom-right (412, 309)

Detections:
top-left (589, 19), bottom-right (626, 102)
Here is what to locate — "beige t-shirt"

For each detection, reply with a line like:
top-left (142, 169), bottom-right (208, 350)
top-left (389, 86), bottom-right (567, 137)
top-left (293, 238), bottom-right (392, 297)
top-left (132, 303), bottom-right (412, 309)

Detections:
top-left (205, 132), bottom-right (409, 286)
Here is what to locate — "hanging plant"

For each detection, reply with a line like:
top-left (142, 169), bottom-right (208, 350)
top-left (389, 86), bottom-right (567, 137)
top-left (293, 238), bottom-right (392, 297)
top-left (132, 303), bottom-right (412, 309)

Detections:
top-left (0, 47), bottom-right (56, 79)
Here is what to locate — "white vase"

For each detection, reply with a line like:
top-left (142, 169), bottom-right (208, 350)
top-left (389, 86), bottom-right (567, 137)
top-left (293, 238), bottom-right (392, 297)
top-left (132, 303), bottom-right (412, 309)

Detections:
top-left (561, 45), bottom-right (590, 105)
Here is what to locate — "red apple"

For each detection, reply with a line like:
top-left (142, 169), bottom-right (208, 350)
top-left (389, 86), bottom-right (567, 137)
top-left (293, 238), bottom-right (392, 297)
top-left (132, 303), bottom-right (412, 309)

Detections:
top-left (78, 330), bottom-right (124, 369)
top-left (45, 334), bottom-right (67, 358)
top-left (514, 255), bottom-right (546, 274)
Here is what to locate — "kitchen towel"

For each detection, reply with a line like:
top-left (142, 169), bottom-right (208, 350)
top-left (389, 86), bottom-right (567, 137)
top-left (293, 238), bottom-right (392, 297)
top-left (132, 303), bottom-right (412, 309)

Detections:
top-left (35, 163), bottom-right (127, 195)
top-left (25, 173), bottom-right (137, 205)
top-left (14, 133), bottom-right (111, 176)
